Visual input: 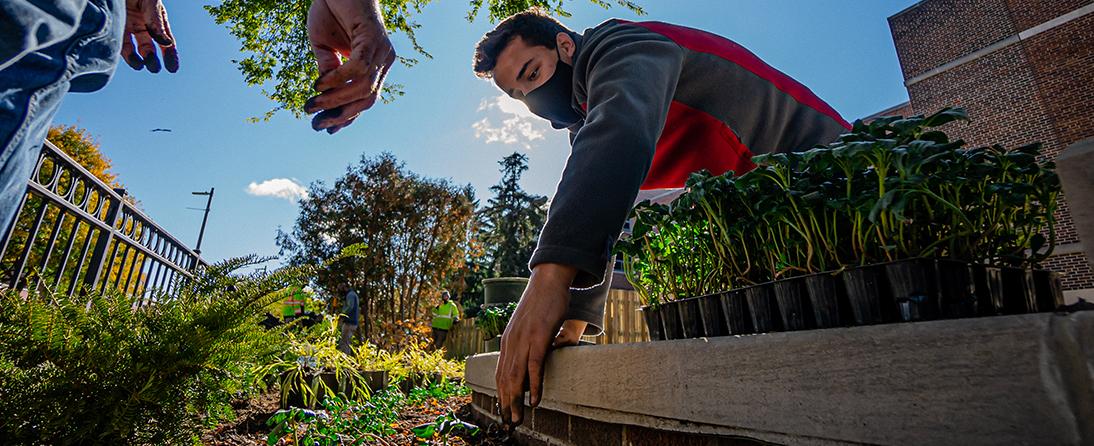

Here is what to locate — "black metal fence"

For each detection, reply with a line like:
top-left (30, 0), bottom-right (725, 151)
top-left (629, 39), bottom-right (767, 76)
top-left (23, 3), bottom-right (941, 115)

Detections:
top-left (0, 141), bottom-right (203, 303)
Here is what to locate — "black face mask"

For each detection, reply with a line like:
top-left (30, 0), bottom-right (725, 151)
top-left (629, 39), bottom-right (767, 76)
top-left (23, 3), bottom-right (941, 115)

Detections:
top-left (522, 49), bottom-right (582, 129)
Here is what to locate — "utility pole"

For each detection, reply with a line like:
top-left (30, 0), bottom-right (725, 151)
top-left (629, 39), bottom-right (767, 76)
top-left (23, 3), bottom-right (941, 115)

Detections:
top-left (192, 188), bottom-right (214, 255)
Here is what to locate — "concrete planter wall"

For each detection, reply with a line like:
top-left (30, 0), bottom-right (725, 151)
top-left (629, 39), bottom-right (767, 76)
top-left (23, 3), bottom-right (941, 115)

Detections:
top-left (466, 311), bottom-right (1094, 445)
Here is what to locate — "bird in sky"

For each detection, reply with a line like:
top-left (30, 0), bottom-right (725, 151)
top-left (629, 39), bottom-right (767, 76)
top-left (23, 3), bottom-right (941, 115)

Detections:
top-left (150, 128), bottom-right (172, 133)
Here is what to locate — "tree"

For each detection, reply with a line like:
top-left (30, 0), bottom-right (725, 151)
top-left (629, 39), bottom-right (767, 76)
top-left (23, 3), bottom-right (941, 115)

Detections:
top-left (276, 153), bottom-right (475, 348)
top-left (479, 152), bottom-right (547, 277)
top-left (204, 0), bottom-right (644, 121)
top-left (46, 125), bottom-right (120, 187)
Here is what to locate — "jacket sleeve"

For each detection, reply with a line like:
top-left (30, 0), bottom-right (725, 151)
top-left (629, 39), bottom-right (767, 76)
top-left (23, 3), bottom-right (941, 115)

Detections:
top-left (529, 38), bottom-right (684, 289)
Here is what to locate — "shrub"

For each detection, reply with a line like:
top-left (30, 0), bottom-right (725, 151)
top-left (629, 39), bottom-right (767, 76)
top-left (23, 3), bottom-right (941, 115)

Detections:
top-left (0, 256), bottom-right (306, 444)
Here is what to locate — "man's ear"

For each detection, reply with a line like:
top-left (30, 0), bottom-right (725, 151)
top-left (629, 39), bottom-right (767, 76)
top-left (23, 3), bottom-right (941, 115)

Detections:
top-left (557, 32), bottom-right (576, 64)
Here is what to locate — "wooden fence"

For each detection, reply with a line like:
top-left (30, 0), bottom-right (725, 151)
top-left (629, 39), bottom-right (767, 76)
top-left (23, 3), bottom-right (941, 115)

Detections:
top-left (443, 288), bottom-right (647, 360)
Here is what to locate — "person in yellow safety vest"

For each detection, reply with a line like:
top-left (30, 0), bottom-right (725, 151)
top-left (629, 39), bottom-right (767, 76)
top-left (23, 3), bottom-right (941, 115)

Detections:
top-left (431, 291), bottom-right (460, 350)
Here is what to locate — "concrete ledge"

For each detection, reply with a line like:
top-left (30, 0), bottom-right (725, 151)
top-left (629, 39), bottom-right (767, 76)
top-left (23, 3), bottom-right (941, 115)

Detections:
top-left (466, 312), bottom-right (1094, 445)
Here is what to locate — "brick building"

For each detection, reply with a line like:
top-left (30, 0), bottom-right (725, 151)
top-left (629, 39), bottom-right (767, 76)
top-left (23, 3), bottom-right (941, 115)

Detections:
top-left (877, 0), bottom-right (1094, 300)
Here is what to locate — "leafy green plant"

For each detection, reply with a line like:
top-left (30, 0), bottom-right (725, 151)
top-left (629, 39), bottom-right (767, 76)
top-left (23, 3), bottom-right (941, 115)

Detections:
top-left (266, 393), bottom-right (402, 445)
top-left (617, 107), bottom-right (1061, 304)
top-left (354, 341), bottom-right (464, 385)
top-left (474, 302), bottom-right (516, 339)
top-left (255, 320), bottom-right (371, 409)
top-left (411, 411), bottom-right (480, 443)
top-left (0, 255), bottom-right (305, 444)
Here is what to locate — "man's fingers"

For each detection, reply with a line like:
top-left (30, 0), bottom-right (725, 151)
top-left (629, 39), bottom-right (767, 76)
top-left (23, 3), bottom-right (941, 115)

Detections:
top-left (304, 80), bottom-right (373, 114)
top-left (528, 354), bottom-right (544, 408)
top-left (121, 32), bottom-right (143, 70)
top-left (142, 0), bottom-right (173, 46)
top-left (162, 46), bottom-right (179, 73)
top-left (312, 45), bottom-right (343, 76)
top-left (313, 58), bottom-right (370, 92)
top-left (311, 97), bottom-right (377, 131)
top-left (134, 31), bottom-right (160, 73)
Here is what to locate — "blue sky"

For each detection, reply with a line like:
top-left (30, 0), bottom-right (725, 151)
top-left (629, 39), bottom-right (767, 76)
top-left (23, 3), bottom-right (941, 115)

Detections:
top-left (53, 0), bottom-right (917, 264)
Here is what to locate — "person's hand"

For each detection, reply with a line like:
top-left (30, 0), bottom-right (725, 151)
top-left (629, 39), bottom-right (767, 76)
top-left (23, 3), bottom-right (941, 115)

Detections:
top-left (305, 0), bottom-right (396, 134)
top-left (552, 319), bottom-right (587, 347)
top-left (122, 0), bottom-right (178, 73)
top-left (496, 263), bottom-right (576, 429)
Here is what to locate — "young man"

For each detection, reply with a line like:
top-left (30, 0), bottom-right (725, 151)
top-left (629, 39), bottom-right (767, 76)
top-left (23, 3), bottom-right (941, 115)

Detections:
top-left (471, 10), bottom-right (850, 427)
top-left (430, 291), bottom-right (460, 350)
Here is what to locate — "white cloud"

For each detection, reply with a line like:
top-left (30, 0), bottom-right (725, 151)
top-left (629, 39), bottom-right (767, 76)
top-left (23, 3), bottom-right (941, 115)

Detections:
top-left (246, 178), bottom-right (309, 202)
top-left (472, 94), bottom-right (547, 149)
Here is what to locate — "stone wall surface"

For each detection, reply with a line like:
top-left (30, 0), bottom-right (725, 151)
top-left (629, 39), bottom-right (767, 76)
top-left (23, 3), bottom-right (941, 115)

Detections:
top-left (466, 312), bottom-right (1094, 445)
top-left (885, 0), bottom-right (1094, 291)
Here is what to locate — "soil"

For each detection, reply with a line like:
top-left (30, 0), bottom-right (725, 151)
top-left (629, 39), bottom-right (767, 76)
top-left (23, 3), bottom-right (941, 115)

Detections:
top-left (203, 391), bottom-right (513, 445)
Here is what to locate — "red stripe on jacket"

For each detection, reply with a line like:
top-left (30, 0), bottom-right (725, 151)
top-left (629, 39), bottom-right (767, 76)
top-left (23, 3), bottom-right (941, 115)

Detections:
top-left (643, 101), bottom-right (756, 189)
top-left (621, 20), bottom-right (852, 131)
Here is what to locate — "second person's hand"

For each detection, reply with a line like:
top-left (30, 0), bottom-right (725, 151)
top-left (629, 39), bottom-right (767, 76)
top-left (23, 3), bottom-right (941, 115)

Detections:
top-left (305, 0), bottom-right (396, 134)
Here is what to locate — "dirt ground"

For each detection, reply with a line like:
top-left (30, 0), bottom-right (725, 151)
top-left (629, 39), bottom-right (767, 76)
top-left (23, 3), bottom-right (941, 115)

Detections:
top-left (203, 391), bottom-right (513, 445)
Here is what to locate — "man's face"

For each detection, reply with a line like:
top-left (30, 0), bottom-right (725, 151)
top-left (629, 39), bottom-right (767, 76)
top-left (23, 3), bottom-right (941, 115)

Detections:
top-left (492, 36), bottom-right (560, 101)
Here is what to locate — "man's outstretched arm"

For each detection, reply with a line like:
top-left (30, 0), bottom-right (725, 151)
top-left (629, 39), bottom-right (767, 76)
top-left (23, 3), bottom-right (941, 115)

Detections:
top-left (304, 0), bottom-right (396, 134)
top-left (496, 35), bottom-right (684, 429)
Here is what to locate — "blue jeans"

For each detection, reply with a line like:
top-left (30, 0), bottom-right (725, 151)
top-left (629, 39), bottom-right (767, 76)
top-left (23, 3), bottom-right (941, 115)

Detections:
top-left (0, 0), bottom-right (123, 239)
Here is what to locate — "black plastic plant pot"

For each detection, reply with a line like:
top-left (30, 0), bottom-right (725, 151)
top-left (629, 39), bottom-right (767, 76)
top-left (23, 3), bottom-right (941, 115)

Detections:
top-left (697, 293), bottom-right (728, 337)
top-left (1033, 269), bottom-right (1064, 313)
top-left (934, 259), bottom-right (977, 319)
top-left (1000, 266), bottom-right (1038, 314)
top-left (719, 290), bottom-right (754, 335)
top-left (640, 305), bottom-right (665, 341)
top-left (660, 301), bottom-right (685, 340)
top-left (884, 259), bottom-right (940, 322)
top-left (803, 272), bottom-right (843, 328)
top-left (973, 264), bottom-right (1005, 316)
top-left (744, 284), bottom-right (782, 333)
top-left (677, 297), bottom-right (706, 338)
top-left (841, 266), bottom-right (884, 325)
top-left (772, 277), bottom-right (814, 331)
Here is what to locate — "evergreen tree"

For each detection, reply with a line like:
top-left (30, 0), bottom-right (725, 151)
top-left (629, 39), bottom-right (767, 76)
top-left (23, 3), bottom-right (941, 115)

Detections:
top-left (478, 152), bottom-right (548, 278)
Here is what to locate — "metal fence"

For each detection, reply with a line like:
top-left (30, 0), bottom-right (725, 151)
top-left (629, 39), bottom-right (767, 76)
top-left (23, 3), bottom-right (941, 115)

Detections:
top-left (442, 289), bottom-right (649, 359)
top-left (0, 141), bottom-right (203, 303)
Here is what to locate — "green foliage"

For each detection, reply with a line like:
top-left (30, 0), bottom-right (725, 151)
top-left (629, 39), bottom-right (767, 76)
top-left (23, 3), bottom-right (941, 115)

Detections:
top-left (204, 0), bottom-right (645, 121)
top-left (411, 410), bottom-right (479, 441)
top-left (354, 341), bottom-right (465, 384)
top-left (474, 302), bottom-right (516, 339)
top-left (265, 381), bottom-right (471, 445)
top-left (276, 153), bottom-right (476, 348)
top-left (266, 393), bottom-right (403, 445)
top-left (616, 107), bottom-right (1062, 305)
top-left (0, 255), bottom-right (307, 444)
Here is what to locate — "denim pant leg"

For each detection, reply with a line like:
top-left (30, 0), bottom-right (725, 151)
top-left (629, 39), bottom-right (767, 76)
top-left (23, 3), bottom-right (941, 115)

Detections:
top-left (0, 0), bottom-right (123, 240)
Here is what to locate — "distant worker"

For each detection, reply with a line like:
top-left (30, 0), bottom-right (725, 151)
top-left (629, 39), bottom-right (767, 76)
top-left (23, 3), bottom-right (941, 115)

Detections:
top-left (337, 283), bottom-right (359, 355)
top-left (430, 291), bottom-right (459, 350)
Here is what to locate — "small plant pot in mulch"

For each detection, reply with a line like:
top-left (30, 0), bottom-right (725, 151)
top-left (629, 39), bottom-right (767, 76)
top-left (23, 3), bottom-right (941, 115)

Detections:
top-left (282, 371), bottom-right (354, 409)
top-left (1033, 269), bottom-right (1064, 312)
top-left (360, 370), bottom-right (389, 393)
top-left (973, 264), bottom-right (1005, 316)
top-left (697, 292), bottom-right (728, 337)
top-left (639, 305), bottom-right (666, 341)
top-left (677, 297), bottom-right (706, 338)
top-left (884, 259), bottom-right (940, 322)
top-left (999, 266), bottom-right (1038, 314)
top-left (744, 283), bottom-right (782, 333)
top-left (934, 259), bottom-right (978, 319)
top-left (772, 277), bottom-right (815, 331)
top-left (803, 272), bottom-right (844, 328)
top-left (841, 265), bottom-right (886, 325)
top-left (659, 301), bottom-right (685, 340)
top-left (719, 290), bottom-right (754, 335)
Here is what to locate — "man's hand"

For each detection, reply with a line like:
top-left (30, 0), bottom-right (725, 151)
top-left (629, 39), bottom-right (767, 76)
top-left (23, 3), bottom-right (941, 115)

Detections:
top-left (552, 319), bottom-right (587, 347)
top-left (496, 263), bottom-right (576, 428)
top-left (122, 0), bottom-right (178, 73)
top-left (305, 0), bottom-right (396, 134)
